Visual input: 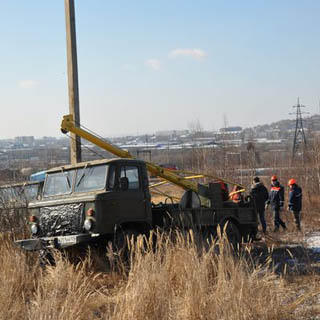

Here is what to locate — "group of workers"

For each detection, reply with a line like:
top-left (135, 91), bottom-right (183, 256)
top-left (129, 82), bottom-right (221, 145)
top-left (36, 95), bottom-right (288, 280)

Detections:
top-left (230, 175), bottom-right (302, 234)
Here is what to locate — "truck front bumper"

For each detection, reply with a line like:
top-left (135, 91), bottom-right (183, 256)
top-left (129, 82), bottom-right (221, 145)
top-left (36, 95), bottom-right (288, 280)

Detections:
top-left (15, 233), bottom-right (98, 251)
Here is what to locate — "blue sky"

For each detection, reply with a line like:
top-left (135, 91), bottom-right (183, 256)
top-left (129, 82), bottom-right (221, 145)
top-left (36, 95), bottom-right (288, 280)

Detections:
top-left (1, 1), bottom-right (320, 138)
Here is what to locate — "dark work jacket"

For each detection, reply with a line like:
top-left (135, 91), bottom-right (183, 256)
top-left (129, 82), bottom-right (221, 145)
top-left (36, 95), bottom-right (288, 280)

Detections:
top-left (288, 184), bottom-right (302, 212)
top-left (250, 182), bottom-right (269, 211)
top-left (269, 186), bottom-right (282, 210)
top-left (279, 184), bottom-right (285, 208)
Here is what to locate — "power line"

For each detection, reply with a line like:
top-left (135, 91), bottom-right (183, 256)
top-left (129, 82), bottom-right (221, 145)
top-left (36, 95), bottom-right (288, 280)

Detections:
top-left (65, 133), bottom-right (105, 159)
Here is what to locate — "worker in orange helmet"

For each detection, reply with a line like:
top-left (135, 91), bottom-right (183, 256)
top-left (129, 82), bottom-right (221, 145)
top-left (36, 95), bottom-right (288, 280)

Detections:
top-left (288, 179), bottom-right (302, 231)
top-left (271, 175), bottom-right (285, 210)
top-left (266, 176), bottom-right (287, 232)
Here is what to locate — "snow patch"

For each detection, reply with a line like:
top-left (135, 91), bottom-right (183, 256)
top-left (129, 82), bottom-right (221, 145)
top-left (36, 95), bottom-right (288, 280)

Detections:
top-left (305, 232), bottom-right (320, 253)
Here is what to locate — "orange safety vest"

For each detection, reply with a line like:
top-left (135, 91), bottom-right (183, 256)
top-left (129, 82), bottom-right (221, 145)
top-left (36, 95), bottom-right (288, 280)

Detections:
top-left (230, 186), bottom-right (243, 203)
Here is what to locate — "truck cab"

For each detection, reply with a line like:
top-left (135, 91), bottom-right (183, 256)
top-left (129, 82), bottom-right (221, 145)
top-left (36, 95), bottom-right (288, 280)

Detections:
top-left (15, 158), bottom-right (152, 251)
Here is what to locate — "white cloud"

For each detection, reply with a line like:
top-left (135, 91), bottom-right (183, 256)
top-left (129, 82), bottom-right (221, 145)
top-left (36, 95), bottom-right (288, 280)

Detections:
top-left (169, 48), bottom-right (207, 60)
top-left (145, 59), bottom-right (161, 71)
top-left (19, 80), bottom-right (39, 89)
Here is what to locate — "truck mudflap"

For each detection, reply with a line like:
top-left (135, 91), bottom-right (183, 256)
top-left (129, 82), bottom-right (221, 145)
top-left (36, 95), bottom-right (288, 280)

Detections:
top-left (15, 233), bottom-right (96, 251)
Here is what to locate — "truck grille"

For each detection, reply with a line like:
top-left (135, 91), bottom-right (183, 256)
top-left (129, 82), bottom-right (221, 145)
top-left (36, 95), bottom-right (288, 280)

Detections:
top-left (39, 203), bottom-right (84, 236)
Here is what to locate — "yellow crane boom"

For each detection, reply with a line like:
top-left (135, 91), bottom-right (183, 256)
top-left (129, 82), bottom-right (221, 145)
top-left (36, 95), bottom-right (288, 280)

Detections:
top-left (61, 114), bottom-right (199, 192)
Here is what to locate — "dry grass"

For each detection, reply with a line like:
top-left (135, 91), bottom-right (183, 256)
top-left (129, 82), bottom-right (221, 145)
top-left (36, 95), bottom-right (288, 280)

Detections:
top-left (0, 232), bottom-right (319, 320)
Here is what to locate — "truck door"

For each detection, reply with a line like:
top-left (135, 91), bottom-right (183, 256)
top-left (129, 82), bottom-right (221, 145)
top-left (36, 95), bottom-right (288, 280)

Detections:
top-left (118, 165), bottom-right (147, 221)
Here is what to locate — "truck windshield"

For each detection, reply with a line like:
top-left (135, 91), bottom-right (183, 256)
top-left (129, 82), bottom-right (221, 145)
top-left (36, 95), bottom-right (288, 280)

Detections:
top-left (23, 184), bottom-right (40, 201)
top-left (74, 164), bottom-right (107, 193)
top-left (43, 171), bottom-right (74, 197)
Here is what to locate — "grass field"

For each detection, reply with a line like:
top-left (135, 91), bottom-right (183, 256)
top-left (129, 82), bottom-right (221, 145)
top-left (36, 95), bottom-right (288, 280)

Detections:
top-left (0, 179), bottom-right (320, 319)
top-left (0, 229), bottom-right (319, 320)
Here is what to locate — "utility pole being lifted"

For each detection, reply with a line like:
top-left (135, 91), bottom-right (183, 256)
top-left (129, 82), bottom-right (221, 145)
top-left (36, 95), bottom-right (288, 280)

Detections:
top-left (64, 0), bottom-right (81, 163)
top-left (290, 98), bottom-right (308, 160)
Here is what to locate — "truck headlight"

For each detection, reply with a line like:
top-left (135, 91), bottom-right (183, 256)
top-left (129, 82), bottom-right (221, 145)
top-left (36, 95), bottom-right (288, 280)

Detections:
top-left (84, 219), bottom-right (93, 231)
top-left (31, 223), bottom-right (38, 235)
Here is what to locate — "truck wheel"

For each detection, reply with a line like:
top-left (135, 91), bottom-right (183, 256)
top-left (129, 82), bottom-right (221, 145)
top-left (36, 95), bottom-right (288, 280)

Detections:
top-left (113, 229), bottom-right (140, 261)
top-left (221, 220), bottom-right (241, 248)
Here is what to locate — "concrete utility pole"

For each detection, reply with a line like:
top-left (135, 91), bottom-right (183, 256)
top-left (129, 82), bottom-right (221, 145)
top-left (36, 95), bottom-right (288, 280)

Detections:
top-left (65, 0), bottom-right (81, 163)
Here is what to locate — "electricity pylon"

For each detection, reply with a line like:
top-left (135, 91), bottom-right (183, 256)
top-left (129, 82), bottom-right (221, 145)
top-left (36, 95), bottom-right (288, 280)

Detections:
top-left (290, 98), bottom-right (308, 159)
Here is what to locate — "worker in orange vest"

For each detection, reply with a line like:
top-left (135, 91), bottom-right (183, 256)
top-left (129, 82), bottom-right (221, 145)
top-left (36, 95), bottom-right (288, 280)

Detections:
top-left (230, 185), bottom-right (244, 204)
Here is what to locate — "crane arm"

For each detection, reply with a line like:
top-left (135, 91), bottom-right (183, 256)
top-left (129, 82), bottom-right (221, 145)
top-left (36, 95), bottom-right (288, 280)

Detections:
top-left (61, 114), bottom-right (199, 192)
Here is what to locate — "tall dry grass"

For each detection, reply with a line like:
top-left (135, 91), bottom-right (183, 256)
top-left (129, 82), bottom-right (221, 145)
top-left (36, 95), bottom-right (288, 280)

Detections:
top-left (0, 234), bottom-right (36, 320)
top-left (0, 231), bottom-right (319, 320)
top-left (110, 232), bottom-right (307, 320)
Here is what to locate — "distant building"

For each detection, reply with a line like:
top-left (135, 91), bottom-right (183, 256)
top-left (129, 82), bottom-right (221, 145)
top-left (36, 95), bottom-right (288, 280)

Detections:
top-left (42, 136), bottom-right (57, 141)
top-left (219, 126), bottom-right (242, 133)
top-left (14, 136), bottom-right (34, 146)
top-left (156, 130), bottom-right (189, 137)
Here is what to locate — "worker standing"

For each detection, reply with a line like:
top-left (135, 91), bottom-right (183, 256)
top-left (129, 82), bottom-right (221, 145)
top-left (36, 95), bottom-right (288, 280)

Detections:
top-left (271, 175), bottom-right (285, 210)
top-left (288, 179), bottom-right (302, 231)
top-left (230, 185), bottom-right (244, 204)
top-left (250, 177), bottom-right (269, 234)
top-left (268, 180), bottom-right (287, 232)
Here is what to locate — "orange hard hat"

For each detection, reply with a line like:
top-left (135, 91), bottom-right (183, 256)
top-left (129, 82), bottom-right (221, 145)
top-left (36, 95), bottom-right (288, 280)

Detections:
top-left (288, 178), bottom-right (296, 186)
top-left (271, 175), bottom-right (277, 181)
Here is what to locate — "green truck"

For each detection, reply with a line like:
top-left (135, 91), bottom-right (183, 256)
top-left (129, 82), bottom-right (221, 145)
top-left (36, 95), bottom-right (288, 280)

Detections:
top-left (15, 157), bottom-right (258, 253)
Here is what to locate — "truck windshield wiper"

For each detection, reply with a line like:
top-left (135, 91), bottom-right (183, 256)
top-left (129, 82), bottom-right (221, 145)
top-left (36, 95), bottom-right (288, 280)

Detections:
top-left (76, 164), bottom-right (88, 187)
top-left (66, 175), bottom-right (71, 188)
top-left (60, 168), bottom-right (71, 188)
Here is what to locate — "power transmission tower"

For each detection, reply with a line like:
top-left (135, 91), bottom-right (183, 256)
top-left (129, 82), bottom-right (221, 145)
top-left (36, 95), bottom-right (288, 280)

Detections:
top-left (290, 98), bottom-right (308, 159)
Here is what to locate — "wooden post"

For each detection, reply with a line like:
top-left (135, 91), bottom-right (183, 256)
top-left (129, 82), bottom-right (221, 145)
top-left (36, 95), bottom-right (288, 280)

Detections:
top-left (65, 0), bottom-right (81, 163)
